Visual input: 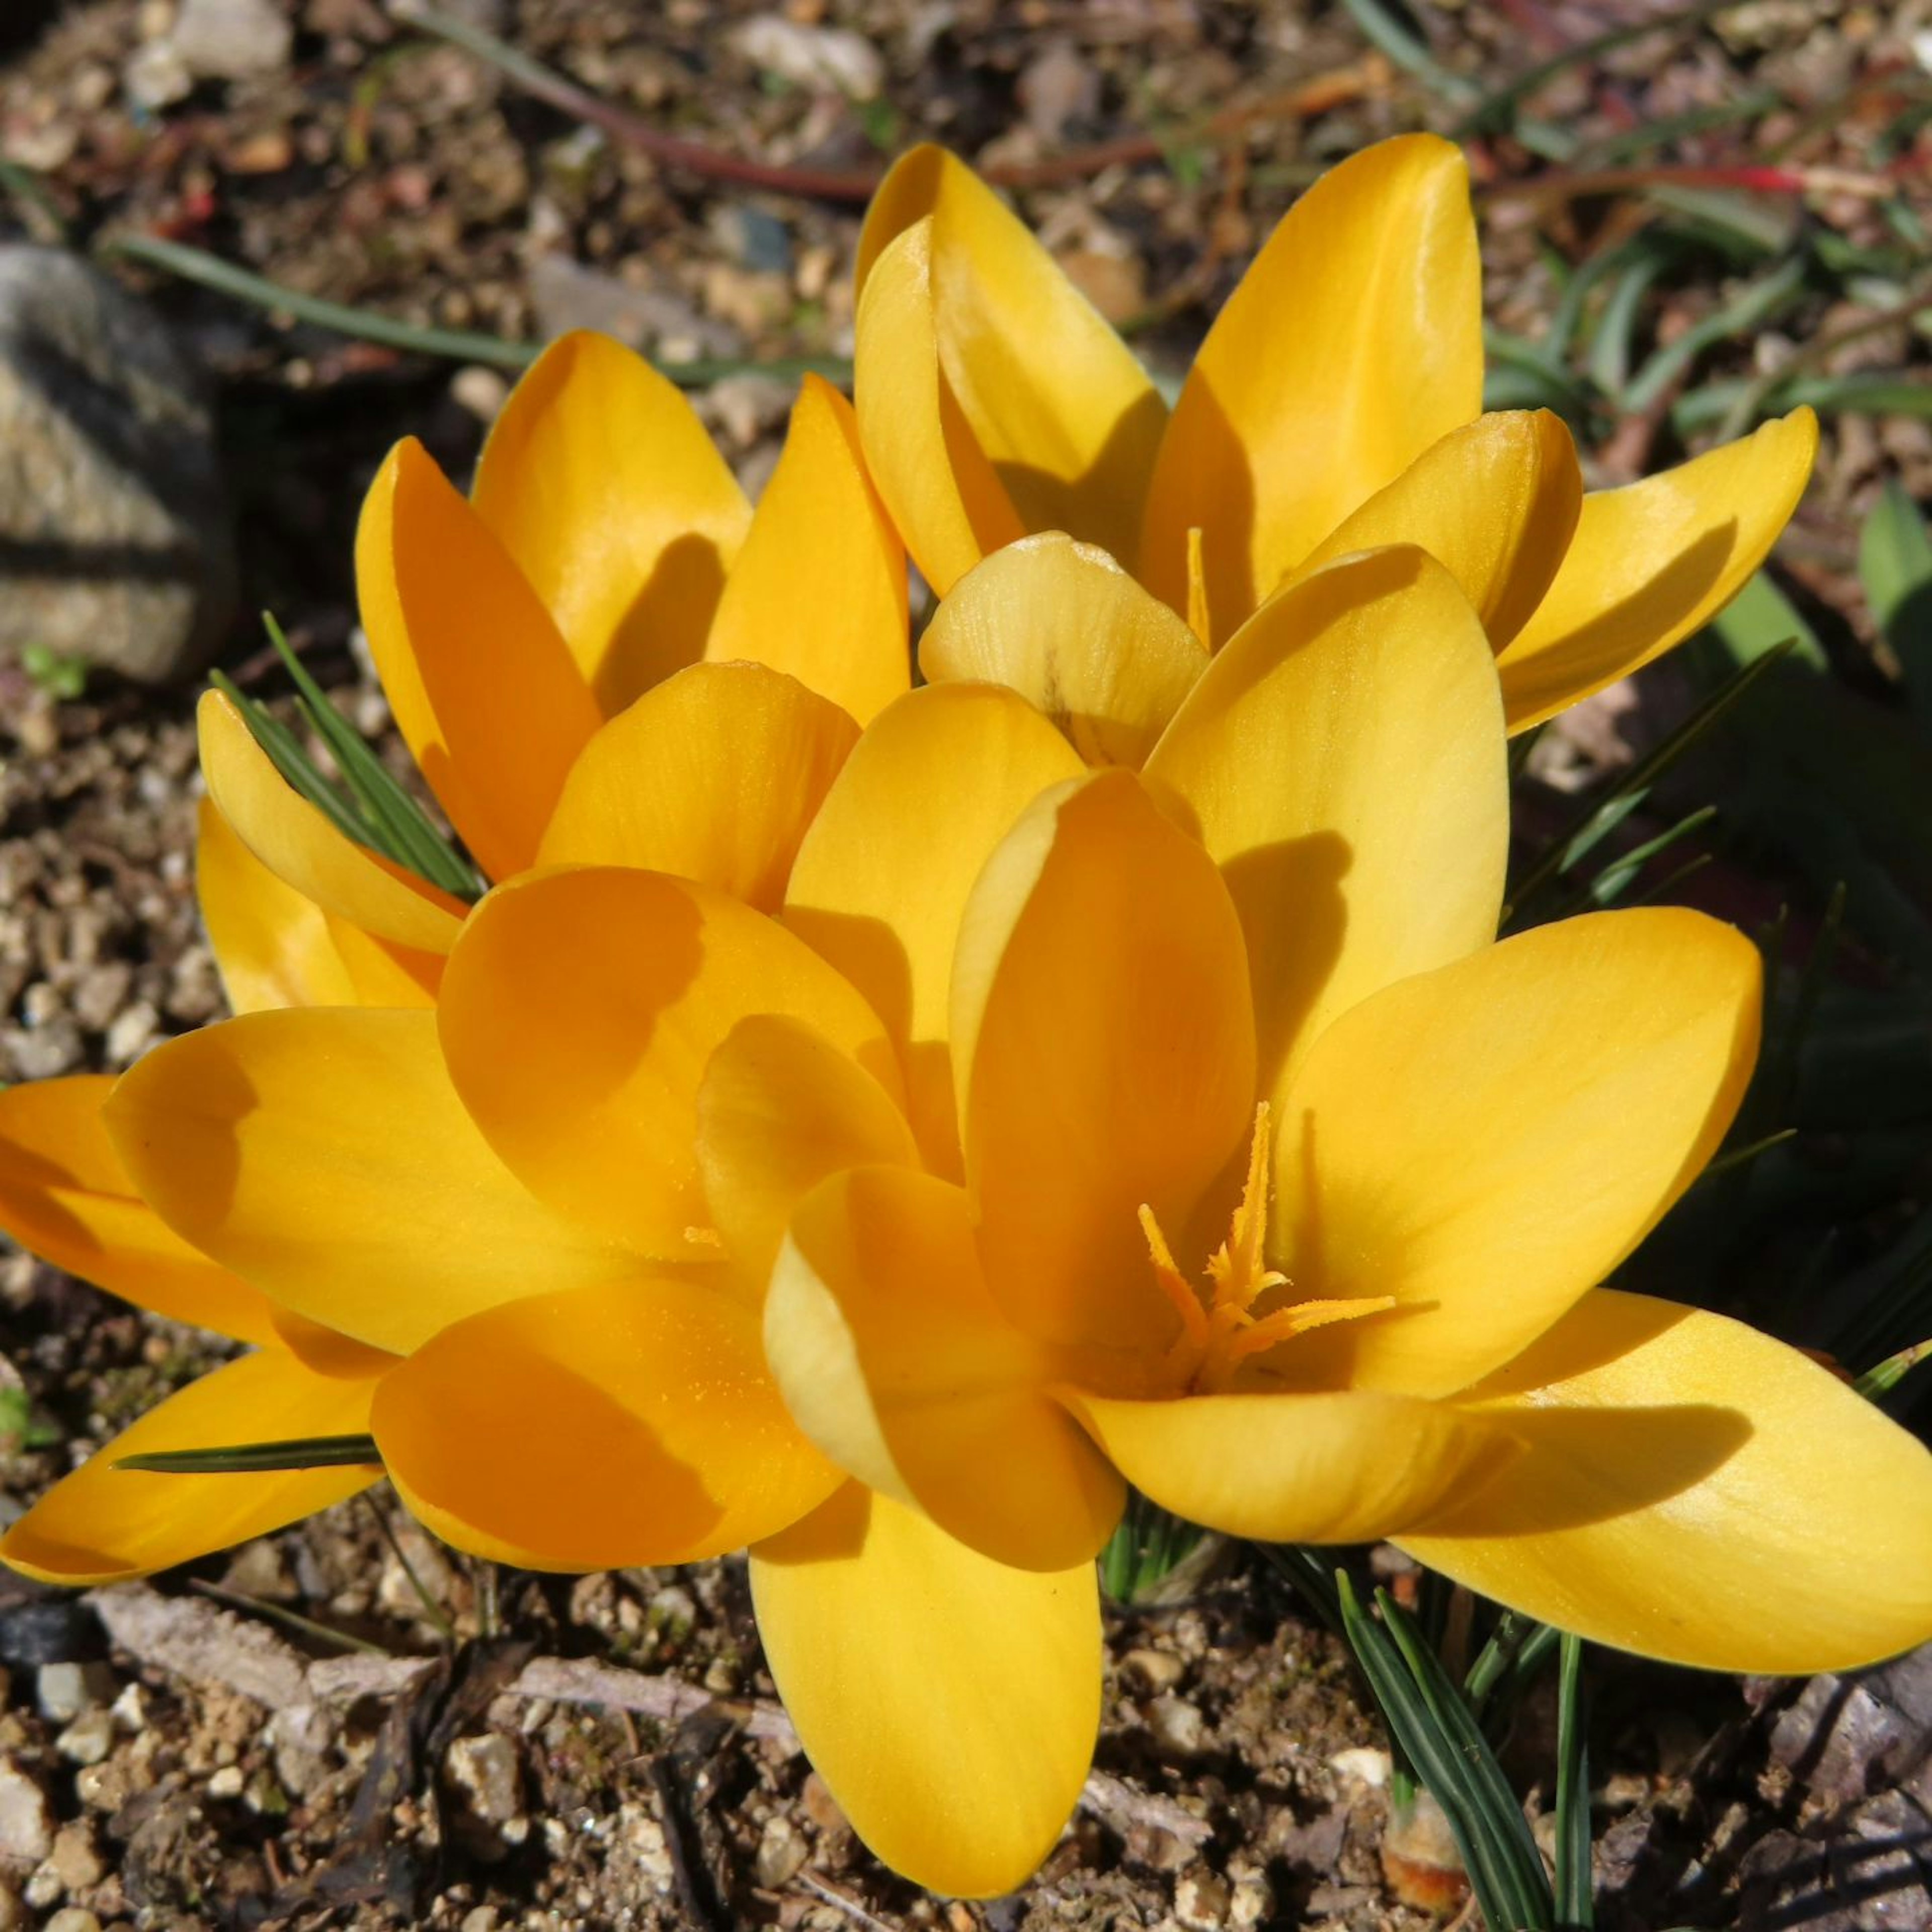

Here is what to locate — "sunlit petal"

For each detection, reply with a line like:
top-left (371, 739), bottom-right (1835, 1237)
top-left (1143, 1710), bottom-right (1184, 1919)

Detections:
top-left (537, 662), bottom-right (857, 908)
top-left (767, 1165), bottom-right (1124, 1570)
top-left (197, 692), bottom-right (463, 956)
top-left (356, 439), bottom-right (602, 879)
top-left (953, 771), bottom-right (1255, 1352)
top-left (784, 683), bottom-right (1083, 1177)
top-left (1403, 1290), bottom-right (1932, 1672)
top-left (1496, 408), bottom-right (1818, 731)
top-left (374, 1276), bottom-right (838, 1570)
top-left (0, 1348), bottom-right (381, 1586)
top-left (705, 376), bottom-right (910, 725)
top-left (105, 1009), bottom-right (636, 1353)
top-left (438, 867), bottom-right (896, 1254)
top-left (471, 330), bottom-right (751, 712)
top-left (1277, 910), bottom-right (1761, 1398)
top-left (751, 1484), bottom-right (1101, 1899)
top-left (0, 1076), bottom-right (274, 1344)
top-left (919, 532), bottom-right (1209, 767)
top-left (1140, 134), bottom-right (1482, 640)
top-left (1144, 547), bottom-right (1506, 1096)
top-left (1295, 411), bottom-right (1583, 649)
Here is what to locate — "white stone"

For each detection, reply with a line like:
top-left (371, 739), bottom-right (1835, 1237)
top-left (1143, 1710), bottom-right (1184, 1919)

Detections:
top-left (0, 1765), bottom-right (51, 1864)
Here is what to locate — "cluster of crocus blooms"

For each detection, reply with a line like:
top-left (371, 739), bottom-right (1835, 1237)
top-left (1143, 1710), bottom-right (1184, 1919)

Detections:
top-left (2, 132), bottom-right (1928, 1900)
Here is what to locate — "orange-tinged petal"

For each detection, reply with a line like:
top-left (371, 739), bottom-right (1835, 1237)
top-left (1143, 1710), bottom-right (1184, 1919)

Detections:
top-left (705, 376), bottom-right (910, 725)
top-left (0, 1348), bottom-right (380, 1586)
top-left (953, 771), bottom-right (1255, 1353)
top-left (1144, 547), bottom-right (1507, 1097)
top-left (536, 662), bottom-right (859, 909)
top-left (104, 1009), bottom-right (636, 1354)
top-left (356, 439), bottom-right (602, 879)
top-left (751, 1483), bottom-right (1101, 1899)
top-left (319, 916), bottom-right (443, 1008)
top-left (919, 533), bottom-right (1209, 767)
top-left (374, 1276), bottom-right (838, 1570)
top-left (1295, 411), bottom-right (1583, 649)
top-left (853, 218), bottom-right (1025, 595)
top-left (1276, 910), bottom-right (1761, 1400)
top-left (471, 330), bottom-right (752, 712)
top-left (197, 692), bottom-right (464, 956)
top-left (1496, 408), bottom-right (1819, 731)
top-left (1403, 1290), bottom-right (1932, 1673)
top-left (767, 1166), bottom-right (1124, 1571)
top-left (696, 1015), bottom-right (918, 1276)
top-left (1140, 134), bottom-right (1482, 641)
top-left (269, 1308), bottom-right (399, 1379)
top-left (0, 1076), bottom-right (275, 1344)
top-left (1058, 1385), bottom-right (1514, 1545)
top-left (858, 147), bottom-right (1165, 567)
top-left (783, 683), bottom-right (1083, 1178)
top-left (438, 867), bottom-right (896, 1255)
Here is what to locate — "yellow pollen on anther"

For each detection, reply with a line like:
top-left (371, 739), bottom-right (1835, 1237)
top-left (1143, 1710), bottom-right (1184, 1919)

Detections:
top-left (1185, 526), bottom-right (1211, 648)
top-left (1138, 1103), bottom-right (1392, 1394)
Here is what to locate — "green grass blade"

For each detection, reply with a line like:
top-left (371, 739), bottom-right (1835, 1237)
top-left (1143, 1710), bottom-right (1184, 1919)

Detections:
top-left (207, 671), bottom-right (370, 848)
top-left (1858, 478), bottom-right (1932, 719)
top-left (1555, 1633), bottom-right (1593, 1927)
top-left (117, 1434), bottom-right (382, 1474)
top-left (1622, 255), bottom-right (1808, 414)
top-left (1584, 803), bottom-right (1718, 906)
top-left (1854, 1337), bottom-right (1932, 1401)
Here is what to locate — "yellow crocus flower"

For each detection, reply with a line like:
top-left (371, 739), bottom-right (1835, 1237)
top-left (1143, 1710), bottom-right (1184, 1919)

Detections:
top-left (854, 135), bottom-right (1819, 732)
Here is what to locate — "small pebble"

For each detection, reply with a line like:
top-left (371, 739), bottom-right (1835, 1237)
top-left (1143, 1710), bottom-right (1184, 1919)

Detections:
top-left (444, 1733), bottom-right (522, 1826)
top-left (1147, 1694), bottom-right (1209, 1757)
top-left (205, 1764), bottom-right (244, 1800)
top-left (0, 1763), bottom-right (51, 1864)
top-left (44, 1912), bottom-right (101, 1932)
top-left (35, 1662), bottom-right (113, 1724)
top-left (55, 1710), bottom-right (113, 1767)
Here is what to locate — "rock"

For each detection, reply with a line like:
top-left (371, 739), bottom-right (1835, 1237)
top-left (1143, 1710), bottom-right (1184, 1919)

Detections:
top-left (1122, 1648), bottom-right (1185, 1693)
top-left (168, 0), bottom-right (293, 80)
top-left (1326, 1744), bottom-right (1393, 1788)
top-left (449, 366), bottom-right (509, 424)
top-left (0, 249), bottom-right (236, 685)
top-left (54, 1712), bottom-right (113, 1768)
top-left (21, 1861), bottom-right (61, 1909)
top-left (754, 1815), bottom-right (809, 1889)
top-left (0, 1600), bottom-right (98, 1670)
top-left (44, 1912), bottom-right (101, 1932)
top-left (122, 41), bottom-right (193, 112)
top-left (0, 1763), bottom-right (52, 1864)
top-left (0, 1879), bottom-right (22, 1931)
top-left (35, 1661), bottom-right (114, 1723)
top-left (526, 255), bottom-right (740, 361)
top-left (1015, 40), bottom-right (1099, 145)
top-left (46, 1822), bottom-right (102, 1895)
top-left (444, 1733), bottom-right (522, 1826)
top-left (708, 205), bottom-right (792, 276)
top-left (731, 16), bottom-right (884, 99)
top-left (1767, 1641), bottom-right (1932, 1803)
top-left (1174, 1869), bottom-right (1233, 1930)
top-left (1146, 1694), bottom-right (1209, 1757)
top-left (267, 1703), bottom-right (336, 1799)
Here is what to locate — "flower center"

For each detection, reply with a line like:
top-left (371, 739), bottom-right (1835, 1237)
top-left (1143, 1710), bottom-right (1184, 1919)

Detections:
top-left (1139, 1103), bottom-right (1391, 1396)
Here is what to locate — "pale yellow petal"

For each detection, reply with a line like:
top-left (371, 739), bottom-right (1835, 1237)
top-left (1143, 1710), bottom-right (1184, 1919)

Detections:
top-left (1140, 134), bottom-right (1483, 640)
top-left (1143, 547), bottom-right (1506, 1096)
top-left (536, 662), bottom-right (858, 909)
top-left (704, 375), bottom-right (910, 725)
top-left (1496, 409), bottom-right (1819, 731)
top-left (1276, 910), bottom-right (1761, 1399)
top-left (1403, 1290), bottom-right (1932, 1673)
top-left (783, 683), bottom-right (1083, 1177)
top-left (919, 532), bottom-right (1209, 767)
top-left (471, 330), bottom-right (752, 712)
top-left (751, 1484), bottom-right (1101, 1898)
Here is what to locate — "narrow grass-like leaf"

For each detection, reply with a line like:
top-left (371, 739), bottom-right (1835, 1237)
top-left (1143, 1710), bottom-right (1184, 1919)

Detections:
top-left (1584, 803), bottom-right (1718, 906)
top-left (1854, 1337), bottom-right (1932, 1401)
top-left (1555, 1633), bottom-right (1593, 1928)
top-left (259, 615), bottom-right (481, 897)
top-left (208, 669), bottom-right (371, 849)
top-left (1337, 0), bottom-right (1479, 102)
top-left (1622, 255), bottom-right (1808, 414)
top-left (1588, 251), bottom-right (1671, 400)
top-left (1257, 1544), bottom-right (1346, 1639)
top-left (1676, 371), bottom-right (1932, 434)
top-left (1099, 1492), bottom-right (1204, 1603)
top-left (117, 1434), bottom-right (382, 1474)
top-left (1711, 570), bottom-right (1828, 671)
top-left (1858, 478), bottom-right (1932, 718)
top-left (1694, 1126), bottom-right (1798, 1185)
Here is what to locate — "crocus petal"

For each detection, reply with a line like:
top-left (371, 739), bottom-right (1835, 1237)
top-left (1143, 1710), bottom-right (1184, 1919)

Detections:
top-left (357, 439), bottom-right (603, 879)
top-left (317, 916), bottom-right (443, 1008)
top-left (767, 1165), bottom-right (1124, 1571)
top-left (0, 1348), bottom-right (380, 1586)
top-left (196, 796), bottom-right (359, 1012)
top-left (1059, 1385), bottom-right (1514, 1545)
top-left (470, 330), bottom-right (752, 712)
top-left (1495, 408), bottom-right (1819, 732)
top-left (704, 376), bottom-right (910, 725)
top-left (1402, 1290), bottom-right (1932, 1673)
top-left (953, 771), bottom-right (1255, 1353)
top-left (783, 683), bottom-right (1083, 1177)
top-left (751, 1483), bottom-right (1101, 1899)
top-left (1295, 411), bottom-right (1583, 649)
top-left (696, 1015), bottom-right (919, 1275)
top-left (105, 1009), bottom-right (635, 1354)
top-left (0, 1076), bottom-right (275, 1345)
top-left (438, 867), bottom-right (896, 1255)
top-left (918, 533), bottom-right (1209, 767)
top-left (1276, 910), bottom-right (1761, 1400)
top-left (197, 692), bottom-right (464, 956)
top-left (536, 662), bottom-right (858, 909)
top-left (858, 146), bottom-right (1165, 568)
top-left (373, 1276), bottom-right (838, 1570)
top-left (853, 217), bottom-right (1026, 595)
top-left (1144, 546), bottom-right (1506, 1096)
top-left (1140, 134), bottom-right (1482, 641)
